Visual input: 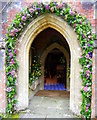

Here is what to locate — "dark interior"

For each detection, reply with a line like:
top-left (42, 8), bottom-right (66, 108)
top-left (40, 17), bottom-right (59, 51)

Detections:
top-left (30, 27), bottom-right (70, 90)
top-left (44, 48), bottom-right (67, 88)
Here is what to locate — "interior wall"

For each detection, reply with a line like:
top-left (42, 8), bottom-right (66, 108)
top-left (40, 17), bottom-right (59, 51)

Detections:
top-left (32, 27), bottom-right (70, 56)
top-left (44, 48), bottom-right (67, 86)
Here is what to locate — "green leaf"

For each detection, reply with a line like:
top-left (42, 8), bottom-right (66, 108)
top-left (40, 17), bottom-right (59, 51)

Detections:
top-left (7, 81), bottom-right (10, 86)
top-left (8, 103), bottom-right (12, 109)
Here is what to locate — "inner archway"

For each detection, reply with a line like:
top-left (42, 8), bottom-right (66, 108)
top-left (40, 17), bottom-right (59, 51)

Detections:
top-left (44, 48), bottom-right (67, 90)
top-left (41, 42), bottom-right (70, 91)
top-left (17, 14), bottom-right (82, 115)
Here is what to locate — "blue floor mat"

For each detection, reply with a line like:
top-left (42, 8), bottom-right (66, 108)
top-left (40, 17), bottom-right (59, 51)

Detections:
top-left (44, 83), bottom-right (66, 91)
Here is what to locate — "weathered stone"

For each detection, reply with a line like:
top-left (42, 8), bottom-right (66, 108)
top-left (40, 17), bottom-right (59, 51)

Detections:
top-left (16, 13), bottom-right (82, 115)
top-left (19, 96), bottom-right (77, 118)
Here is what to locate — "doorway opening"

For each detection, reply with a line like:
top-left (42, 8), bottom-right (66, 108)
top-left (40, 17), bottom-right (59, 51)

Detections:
top-left (17, 14), bottom-right (82, 115)
top-left (29, 27), bottom-right (70, 92)
top-left (44, 48), bottom-right (67, 91)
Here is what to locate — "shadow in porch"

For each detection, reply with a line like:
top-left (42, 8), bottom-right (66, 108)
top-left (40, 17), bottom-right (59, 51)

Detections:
top-left (35, 90), bottom-right (70, 98)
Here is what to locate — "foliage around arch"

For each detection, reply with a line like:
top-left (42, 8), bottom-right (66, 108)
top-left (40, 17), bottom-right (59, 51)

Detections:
top-left (5, 2), bottom-right (96, 118)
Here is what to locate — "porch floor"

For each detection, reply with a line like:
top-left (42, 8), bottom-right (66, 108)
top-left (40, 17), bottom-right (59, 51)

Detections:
top-left (19, 90), bottom-right (78, 118)
top-left (35, 90), bottom-right (69, 97)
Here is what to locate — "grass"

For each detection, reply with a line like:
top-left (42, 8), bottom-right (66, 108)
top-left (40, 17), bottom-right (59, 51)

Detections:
top-left (0, 113), bottom-right (19, 119)
top-left (10, 113), bottom-right (19, 119)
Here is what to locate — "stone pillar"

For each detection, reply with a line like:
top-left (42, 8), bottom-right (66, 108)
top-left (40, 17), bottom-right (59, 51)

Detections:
top-left (40, 65), bottom-right (44, 90)
top-left (91, 39), bottom-right (97, 118)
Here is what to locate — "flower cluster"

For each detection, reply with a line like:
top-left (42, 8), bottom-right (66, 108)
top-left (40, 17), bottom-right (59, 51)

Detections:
top-left (5, 47), bottom-right (18, 115)
top-left (5, 1), bottom-right (95, 118)
top-left (29, 56), bottom-right (42, 87)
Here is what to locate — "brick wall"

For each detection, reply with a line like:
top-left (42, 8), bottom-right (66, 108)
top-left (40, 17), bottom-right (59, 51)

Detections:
top-left (1, 0), bottom-right (96, 37)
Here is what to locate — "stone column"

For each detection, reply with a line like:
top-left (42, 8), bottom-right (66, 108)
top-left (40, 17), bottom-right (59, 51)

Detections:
top-left (40, 65), bottom-right (44, 90)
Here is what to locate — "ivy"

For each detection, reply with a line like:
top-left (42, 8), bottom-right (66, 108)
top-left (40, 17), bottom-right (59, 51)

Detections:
top-left (5, 2), bottom-right (96, 118)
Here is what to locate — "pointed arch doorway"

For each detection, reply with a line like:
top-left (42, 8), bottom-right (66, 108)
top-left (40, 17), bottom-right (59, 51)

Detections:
top-left (17, 14), bottom-right (82, 115)
top-left (40, 41), bottom-right (70, 91)
top-left (44, 48), bottom-right (67, 90)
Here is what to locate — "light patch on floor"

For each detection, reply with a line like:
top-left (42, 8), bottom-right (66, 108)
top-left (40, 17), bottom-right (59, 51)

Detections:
top-left (19, 95), bottom-right (78, 118)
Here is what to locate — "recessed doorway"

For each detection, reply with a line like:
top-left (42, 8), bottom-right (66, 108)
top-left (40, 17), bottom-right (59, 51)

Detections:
top-left (44, 48), bottom-right (67, 91)
top-left (17, 14), bottom-right (82, 116)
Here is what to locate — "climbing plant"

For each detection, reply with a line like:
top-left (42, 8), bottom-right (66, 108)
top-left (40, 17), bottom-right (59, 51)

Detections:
top-left (29, 56), bottom-right (42, 87)
top-left (5, 1), bottom-right (96, 118)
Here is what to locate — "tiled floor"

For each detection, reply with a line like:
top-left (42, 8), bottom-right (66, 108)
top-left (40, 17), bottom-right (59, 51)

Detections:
top-left (44, 83), bottom-right (66, 90)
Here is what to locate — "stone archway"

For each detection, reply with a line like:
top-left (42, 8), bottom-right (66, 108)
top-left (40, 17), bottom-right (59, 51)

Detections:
top-left (40, 42), bottom-right (70, 91)
top-left (17, 13), bottom-right (82, 115)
